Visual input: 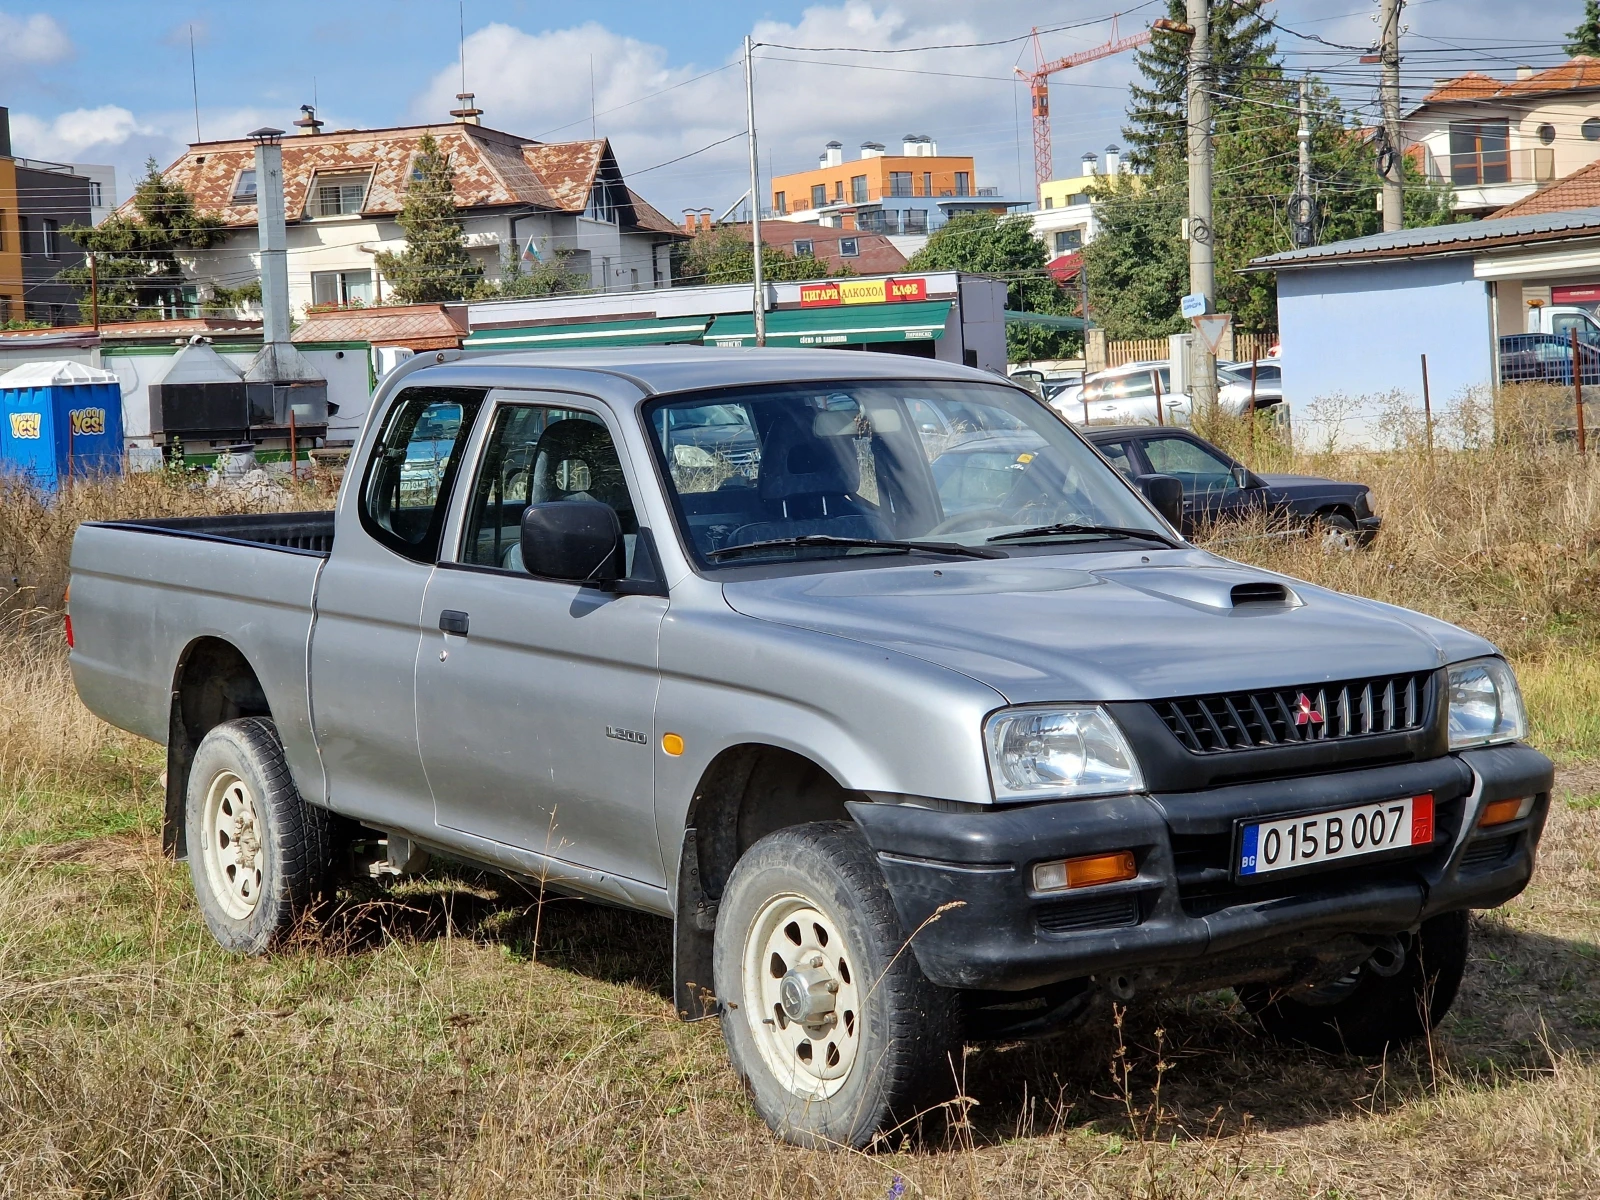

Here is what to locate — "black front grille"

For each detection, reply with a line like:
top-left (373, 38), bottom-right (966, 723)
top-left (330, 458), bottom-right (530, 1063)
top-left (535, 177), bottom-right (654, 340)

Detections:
top-left (1156, 672), bottom-right (1431, 755)
top-left (1460, 833), bottom-right (1517, 870)
top-left (1036, 894), bottom-right (1140, 934)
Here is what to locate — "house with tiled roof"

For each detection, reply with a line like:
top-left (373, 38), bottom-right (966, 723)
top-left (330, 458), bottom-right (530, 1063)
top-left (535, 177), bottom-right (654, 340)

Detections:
top-left (132, 103), bottom-right (686, 322)
top-left (1403, 57), bottom-right (1600, 217)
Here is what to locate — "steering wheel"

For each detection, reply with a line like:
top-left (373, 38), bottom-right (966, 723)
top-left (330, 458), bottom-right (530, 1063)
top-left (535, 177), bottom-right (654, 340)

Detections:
top-left (924, 507), bottom-right (1014, 537)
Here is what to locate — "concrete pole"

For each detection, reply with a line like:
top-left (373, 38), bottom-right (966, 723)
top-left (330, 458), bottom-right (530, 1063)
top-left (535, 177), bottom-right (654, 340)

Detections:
top-left (744, 35), bottom-right (767, 346)
top-left (1185, 0), bottom-right (1218, 418)
top-left (1380, 0), bottom-right (1404, 233)
top-left (1295, 79), bottom-right (1314, 246)
top-left (251, 128), bottom-right (290, 347)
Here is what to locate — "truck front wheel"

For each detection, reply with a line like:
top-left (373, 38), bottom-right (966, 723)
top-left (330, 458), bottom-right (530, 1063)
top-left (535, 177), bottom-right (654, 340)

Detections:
top-left (1239, 910), bottom-right (1470, 1055)
top-left (185, 717), bottom-right (333, 954)
top-left (713, 822), bottom-right (961, 1149)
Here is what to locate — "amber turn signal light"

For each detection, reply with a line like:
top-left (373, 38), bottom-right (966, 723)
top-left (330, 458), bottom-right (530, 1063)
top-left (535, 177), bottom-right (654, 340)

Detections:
top-left (1477, 796), bottom-right (1534, 828)
top-left (1033, 850), bottom-right (1138, 893)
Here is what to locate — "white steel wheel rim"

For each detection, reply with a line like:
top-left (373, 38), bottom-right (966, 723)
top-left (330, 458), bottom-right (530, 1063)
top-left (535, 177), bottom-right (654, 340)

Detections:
top-left (741, 892), bottom-right (863, 1102)
top-left (1321, 524), bottom-right (1357, 553)
top-left (201, 770), bottom-right (264, 921)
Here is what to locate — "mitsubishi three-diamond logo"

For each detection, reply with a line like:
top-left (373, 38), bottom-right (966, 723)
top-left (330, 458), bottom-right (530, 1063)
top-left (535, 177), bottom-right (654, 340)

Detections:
top-left (1293, 692), bottom-right (1324, 727)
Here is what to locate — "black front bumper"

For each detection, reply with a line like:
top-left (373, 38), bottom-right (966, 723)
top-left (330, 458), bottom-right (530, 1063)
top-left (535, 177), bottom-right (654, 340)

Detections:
top-left (848, 743), bottom-right (1552, 992)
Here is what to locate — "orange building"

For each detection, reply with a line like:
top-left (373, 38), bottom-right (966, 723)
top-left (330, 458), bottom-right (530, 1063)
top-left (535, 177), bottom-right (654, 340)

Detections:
top-left (769, 136), bottom-right (1025, 240)
top-left (0, 154), bottom-right (21, 326)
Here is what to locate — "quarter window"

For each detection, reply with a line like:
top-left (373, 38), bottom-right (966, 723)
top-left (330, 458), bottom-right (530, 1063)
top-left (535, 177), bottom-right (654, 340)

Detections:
top-left (359, 387), bottom-right (486, 562)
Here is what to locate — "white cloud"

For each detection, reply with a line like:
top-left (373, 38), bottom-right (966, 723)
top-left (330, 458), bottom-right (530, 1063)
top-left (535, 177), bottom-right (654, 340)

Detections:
top-left (0, 10), bottom-right (71, 68)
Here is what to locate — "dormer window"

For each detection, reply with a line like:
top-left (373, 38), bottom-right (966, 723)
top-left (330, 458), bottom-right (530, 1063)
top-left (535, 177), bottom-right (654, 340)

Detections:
top-left (312, 172), bottom-right (370, 217)
top-left (231, 169), bottom-right (257, 204)
top-left (585, 179), bottom-right (619, 224)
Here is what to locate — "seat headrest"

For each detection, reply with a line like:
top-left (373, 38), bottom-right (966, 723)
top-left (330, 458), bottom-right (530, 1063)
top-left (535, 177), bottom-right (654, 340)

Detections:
top-left (532, 418), bottom-right (628, 507)
top-left (757, 415), bottom-right (860, 501)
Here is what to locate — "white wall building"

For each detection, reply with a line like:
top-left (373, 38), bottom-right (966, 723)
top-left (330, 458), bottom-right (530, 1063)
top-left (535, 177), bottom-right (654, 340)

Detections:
top-left (135, 109), bottom-right (684, 320)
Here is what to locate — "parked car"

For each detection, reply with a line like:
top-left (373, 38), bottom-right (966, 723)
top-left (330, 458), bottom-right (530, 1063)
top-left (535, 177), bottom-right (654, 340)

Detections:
top-left (68, 350), bottom-right (1548, 1150)
top-left (1082, 425), bottom-right (1379, 548)
top-left (1055, 359), bottom-right (1285, 427)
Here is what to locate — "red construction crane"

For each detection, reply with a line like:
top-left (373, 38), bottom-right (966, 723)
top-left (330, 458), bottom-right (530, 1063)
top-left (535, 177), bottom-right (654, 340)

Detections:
top-left (1016, 15), bottom-right (1167, 199)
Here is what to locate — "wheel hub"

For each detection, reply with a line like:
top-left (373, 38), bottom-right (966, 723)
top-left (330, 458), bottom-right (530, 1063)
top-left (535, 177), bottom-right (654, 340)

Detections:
top-left (779, 957), bottom-right (839, 1024)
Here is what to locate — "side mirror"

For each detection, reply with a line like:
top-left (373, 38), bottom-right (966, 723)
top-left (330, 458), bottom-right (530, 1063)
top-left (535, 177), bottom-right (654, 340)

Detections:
top-left (1231, 465), bottom-right (1256, 489)
top-left (520, 500), bottom-right (623, 587)
top-left (1135, 473), bottom-right (1185, 529)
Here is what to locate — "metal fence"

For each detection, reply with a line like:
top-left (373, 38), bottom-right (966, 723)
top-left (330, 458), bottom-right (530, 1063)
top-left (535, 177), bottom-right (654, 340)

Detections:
top-left (1498, 332), bottom-right (1600, 386)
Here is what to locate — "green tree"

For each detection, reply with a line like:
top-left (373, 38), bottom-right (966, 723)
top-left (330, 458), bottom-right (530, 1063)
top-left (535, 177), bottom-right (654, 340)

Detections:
top-left (373, 133), bottom-right (482, 302)
top-left (1086, 76), bottom-right (1457, 337)
top-left (56, 159), bottom-right (227, 322)
top-left (492, 249), bottom-right (590, 298)
top-left (1567, 1), bottom-right (1600, 55)
top-left (907, 211), bottom-right (1080, 360)
top-left (674, 224), bottom-right (844, 285)
top-left (1124, 0), bottom-right (1278, 169)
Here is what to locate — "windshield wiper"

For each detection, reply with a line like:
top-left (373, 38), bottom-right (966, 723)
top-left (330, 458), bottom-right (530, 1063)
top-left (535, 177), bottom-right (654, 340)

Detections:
top-left (708, 535), bottom-right (1004, 561)
top-left (986, 522), bottom-right (1181, 548)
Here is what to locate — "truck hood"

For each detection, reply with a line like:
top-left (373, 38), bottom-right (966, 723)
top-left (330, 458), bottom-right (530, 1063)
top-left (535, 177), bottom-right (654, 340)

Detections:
top-left (720, 550), bottom-right (1493, 704)
top-left (1256, 472), bottom-right (1364, 497)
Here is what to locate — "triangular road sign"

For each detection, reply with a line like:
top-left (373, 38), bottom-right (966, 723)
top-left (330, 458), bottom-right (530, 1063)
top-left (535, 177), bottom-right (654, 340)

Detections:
top-left (1193, 312), bottom-right (1232, 355)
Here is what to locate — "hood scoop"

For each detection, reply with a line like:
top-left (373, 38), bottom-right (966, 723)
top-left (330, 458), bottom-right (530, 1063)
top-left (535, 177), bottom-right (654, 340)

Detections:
top-left (1098, 566), bottom-right (1302, 613)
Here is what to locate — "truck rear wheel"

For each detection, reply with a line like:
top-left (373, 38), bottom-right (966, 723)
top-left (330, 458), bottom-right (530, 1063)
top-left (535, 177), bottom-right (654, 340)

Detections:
top-left (1240, 910), bottom-right (1470, 1055)
top-left (713, 821), bottom-right (961, 1149)
top-left (185, 717), bottom-right (333, 954)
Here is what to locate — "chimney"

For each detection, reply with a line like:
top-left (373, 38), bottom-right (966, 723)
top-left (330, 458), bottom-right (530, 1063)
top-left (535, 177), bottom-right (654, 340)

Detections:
top-left (1104, 144), bottom-right (1122, 174)
top-left (824, 141), bottom-right (843, 167)
top-left (451, 92), bottom-right (484, 124)
top-left (699, 210), bottom-right (713, 231)
top-left (249, 128), bottom-right (290, 347)
top-left (860, 141), bottom-right (885, 159)
top-left (684, 210), bottom-right (697, 234)
top-left (902, 134), bottom-right (919, 156)
top-left (1082, 151), bottom-right (1098, 177)
top-left (1516, 64), bottom-right (1534, 80)
top-left (920, 136), bottom-right (937, 157)
top-left (0, 107), bottom-right (10, 158)
top-left (293, 104), bottom-right (324, 135)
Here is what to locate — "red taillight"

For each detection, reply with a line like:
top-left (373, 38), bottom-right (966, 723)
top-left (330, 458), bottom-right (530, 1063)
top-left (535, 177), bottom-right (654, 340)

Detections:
top-left (63, 585), bottom-right (73, 648)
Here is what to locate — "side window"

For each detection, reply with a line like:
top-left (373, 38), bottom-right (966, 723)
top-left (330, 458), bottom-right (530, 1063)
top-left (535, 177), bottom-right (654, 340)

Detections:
top-left (1141, 435), bottom-right (1239, 495)
top-left (1094, 440), bottom-right (1137, 480)
top-left (1115, 372), bottom-right (1156, 400)
top-left (360, 386), bottom-right (485, 562)
top-left (461, 404), bottom-right (639, 572)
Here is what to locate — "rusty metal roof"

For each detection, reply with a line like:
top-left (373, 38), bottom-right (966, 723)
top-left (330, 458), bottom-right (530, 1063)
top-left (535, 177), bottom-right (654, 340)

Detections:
top-left (0, 317), bottom-right (262, 343)
top-left (143, 124), bottom-right (679, 234)
top-left (1245, 207), bottom-right (1600, 271)
top-left (292, 303), bottom-right (467, 349)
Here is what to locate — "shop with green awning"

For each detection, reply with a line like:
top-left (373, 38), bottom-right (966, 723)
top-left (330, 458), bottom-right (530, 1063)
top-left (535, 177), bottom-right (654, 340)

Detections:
top-left (463, 315), bottom-right (712, 350)
top-left (703, 301), bottom-right (953, 348)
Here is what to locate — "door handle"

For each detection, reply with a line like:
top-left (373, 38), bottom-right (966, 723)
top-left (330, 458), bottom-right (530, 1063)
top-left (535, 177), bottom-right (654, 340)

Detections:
top-left (439, 610), bottom-right (470, 635)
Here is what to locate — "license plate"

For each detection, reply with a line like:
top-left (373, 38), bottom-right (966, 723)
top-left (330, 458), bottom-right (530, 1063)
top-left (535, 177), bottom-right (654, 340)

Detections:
top-left (1236, 794), bottom-right (1434, 879)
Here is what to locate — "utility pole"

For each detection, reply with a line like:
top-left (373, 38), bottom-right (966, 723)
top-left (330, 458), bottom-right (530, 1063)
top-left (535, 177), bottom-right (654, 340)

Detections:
top-left (1290, 77), bottom-right (1315, 248)
top-left (744, 34), bottom-right (767, 346)
top-left (1185, 0), bottom-right (1217, 418)
top-left (1379, 0), bottom-right (1404, 232)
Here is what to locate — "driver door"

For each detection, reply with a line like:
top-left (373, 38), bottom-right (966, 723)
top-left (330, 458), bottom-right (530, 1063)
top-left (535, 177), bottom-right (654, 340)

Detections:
top-left (414, 394), bottom-right (668, 887)
top-left (1136, 433), bottom-right (1264, 535)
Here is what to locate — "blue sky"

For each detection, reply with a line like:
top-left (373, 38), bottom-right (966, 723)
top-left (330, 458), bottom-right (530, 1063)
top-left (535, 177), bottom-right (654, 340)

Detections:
top-left (2, 0), bottom-right (1584, 220)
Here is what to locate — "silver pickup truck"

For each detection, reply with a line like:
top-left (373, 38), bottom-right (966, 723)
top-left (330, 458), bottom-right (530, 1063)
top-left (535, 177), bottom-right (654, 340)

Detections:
top-left (69, 348), bottom-right (1552, 1149)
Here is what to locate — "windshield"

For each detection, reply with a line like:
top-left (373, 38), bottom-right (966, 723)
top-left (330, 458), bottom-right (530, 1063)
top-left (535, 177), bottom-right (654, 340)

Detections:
top-left (645, 380), bottom-right (1170, 567)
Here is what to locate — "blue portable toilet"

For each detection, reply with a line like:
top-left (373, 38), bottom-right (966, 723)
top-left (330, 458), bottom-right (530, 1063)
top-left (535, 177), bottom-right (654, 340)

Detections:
top-left (0, 360), bottom-right (125, 490)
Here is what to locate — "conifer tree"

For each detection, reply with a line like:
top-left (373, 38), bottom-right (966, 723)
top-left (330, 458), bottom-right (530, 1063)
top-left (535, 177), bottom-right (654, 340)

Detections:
top-left (1123, 0), bottom-right (1278, 169)
top-left (373, 134), bottom-right (482, 302)
top-left (57, 159), bottom-right (227, 322)
top-left (1567, 1), bottom-right (1600, 56)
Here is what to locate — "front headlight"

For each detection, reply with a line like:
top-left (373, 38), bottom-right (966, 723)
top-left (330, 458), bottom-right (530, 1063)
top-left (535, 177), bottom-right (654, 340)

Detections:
top-left (1447, 657), bottom-right (1527, 749)
top-left (983, 706), bottom-right (1144, 801)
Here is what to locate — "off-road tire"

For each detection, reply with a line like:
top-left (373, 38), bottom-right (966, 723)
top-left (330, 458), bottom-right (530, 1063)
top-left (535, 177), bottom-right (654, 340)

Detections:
top-left (185, 717), bottom-right (334, 954)
top-left (713, 821), bottom-right (962, 1150)
top-left (1240, 910), bottom-right (1470, 1055)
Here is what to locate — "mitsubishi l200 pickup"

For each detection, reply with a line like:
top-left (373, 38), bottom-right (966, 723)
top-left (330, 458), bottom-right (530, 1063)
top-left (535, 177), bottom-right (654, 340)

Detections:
top-left (67, 348), bottom-right (1553, 1149)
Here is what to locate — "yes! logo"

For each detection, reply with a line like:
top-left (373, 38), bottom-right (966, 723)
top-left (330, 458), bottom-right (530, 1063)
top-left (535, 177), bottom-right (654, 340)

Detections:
top-left (70, 408), bottom-right (106, 436)
top-left (8, 412), bottom-right (41, 439)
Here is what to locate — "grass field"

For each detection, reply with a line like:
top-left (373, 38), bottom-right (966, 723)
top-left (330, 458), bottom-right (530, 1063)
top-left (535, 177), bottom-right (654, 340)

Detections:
top-left (0, 418), bottom-right (1597, 1198)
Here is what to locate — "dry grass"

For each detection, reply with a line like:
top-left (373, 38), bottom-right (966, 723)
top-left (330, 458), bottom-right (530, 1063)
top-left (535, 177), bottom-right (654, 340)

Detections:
top-left (0, 414), bottom-right (1597, 1197)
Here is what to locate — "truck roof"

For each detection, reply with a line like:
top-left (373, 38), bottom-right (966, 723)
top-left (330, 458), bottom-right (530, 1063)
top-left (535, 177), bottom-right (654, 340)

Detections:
top-left (455, 346), bottom-right (1007, 396)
